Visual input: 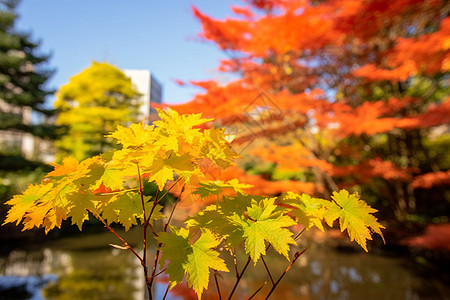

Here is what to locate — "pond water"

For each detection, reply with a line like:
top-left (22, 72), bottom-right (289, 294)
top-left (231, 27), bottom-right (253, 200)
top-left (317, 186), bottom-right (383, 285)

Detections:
top-left (0, 228), bottom-right (448, 300)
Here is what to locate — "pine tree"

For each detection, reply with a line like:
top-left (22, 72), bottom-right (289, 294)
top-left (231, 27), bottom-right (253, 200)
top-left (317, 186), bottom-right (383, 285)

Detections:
top-left (0, 0), bottom-right (56, 170)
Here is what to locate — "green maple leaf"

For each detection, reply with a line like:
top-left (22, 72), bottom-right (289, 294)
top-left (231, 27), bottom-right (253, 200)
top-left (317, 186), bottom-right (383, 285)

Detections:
top-left (157, 227), bottom-right (190, 285)
top-left (157, 227), bottom-right (228, 299)
top-left (100, 192), bottom-right (164, 231)
top-left (66, 192), bottom-right (97, 230)
top-left (281, 192), bottom-right (328, 231)
top-left (235, 197), bottom-right (296, 264)
top-left (92, 166), bottom-right (125, 191)
top-left (186, 205), bottom-right (242, 248)
top-left (186, 230), bottom-right (228, 299)
top-left (324, 190), bottom-right (385, 252)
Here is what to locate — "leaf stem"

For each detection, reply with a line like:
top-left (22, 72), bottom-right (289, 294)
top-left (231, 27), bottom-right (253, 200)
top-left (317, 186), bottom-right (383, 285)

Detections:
top-left (92, 211), bottom-right (143, 263)
top-left (261, 256), bottom-right (274, 285)
top-left (294, 227), bottom-right (306, 241)
top-left (264, 246), bottom-right (309, 299)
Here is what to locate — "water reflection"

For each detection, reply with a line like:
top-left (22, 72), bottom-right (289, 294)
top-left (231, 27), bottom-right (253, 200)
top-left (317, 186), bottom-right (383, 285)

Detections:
top-left (42, 249), bottom-right (141, 300)
top-left (0, 234), bottom-right (448, 300)
top-left (1, 247), bottom-right (144, 300)
top-left (225, 246), bottom-right (449, 300)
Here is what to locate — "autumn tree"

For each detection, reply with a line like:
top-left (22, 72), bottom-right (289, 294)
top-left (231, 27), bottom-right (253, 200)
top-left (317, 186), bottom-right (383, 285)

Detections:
top-left (55, 61), bottom-right (140, 160)
top-left (169, 0), bottom-right (450, 222)
top-left (3, 108), bottom-right (384, 299)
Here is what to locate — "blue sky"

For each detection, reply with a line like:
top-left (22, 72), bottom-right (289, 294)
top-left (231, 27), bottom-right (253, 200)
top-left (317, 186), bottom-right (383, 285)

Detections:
top-left (16, 0), bottom-right (241, 105)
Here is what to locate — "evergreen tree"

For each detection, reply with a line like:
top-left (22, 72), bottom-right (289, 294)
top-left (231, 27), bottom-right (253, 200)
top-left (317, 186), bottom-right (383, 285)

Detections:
top-left (0, 0), bottom-right (56, 170)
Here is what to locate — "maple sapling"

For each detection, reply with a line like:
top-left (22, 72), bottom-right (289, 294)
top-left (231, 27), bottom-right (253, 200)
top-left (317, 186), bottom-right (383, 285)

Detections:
top-left (3, 109), bottom-right (384, 299)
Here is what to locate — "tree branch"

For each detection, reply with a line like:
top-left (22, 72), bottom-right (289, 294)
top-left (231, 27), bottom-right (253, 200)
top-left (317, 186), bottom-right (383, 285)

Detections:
top-left (264, 246), bottom-right (309, 299)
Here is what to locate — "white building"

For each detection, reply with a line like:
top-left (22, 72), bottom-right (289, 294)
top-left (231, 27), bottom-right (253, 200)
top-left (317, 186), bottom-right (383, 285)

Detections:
top-left (0, 99), bottom-right (54, 163)
top-left (123, 69), bottom-right (163, 122)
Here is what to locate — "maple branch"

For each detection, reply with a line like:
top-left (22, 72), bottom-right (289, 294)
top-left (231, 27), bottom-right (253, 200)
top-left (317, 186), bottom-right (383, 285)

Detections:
top-left (264, 246), bottom-right (309, 300)
top-left (228, 256), bottom-right (251, 300)
top-left (248, 281), bottom-right (267, 300)
top-left (214, 272), bottom-right (223, 300)
top-left (148, 225), bottom-right (159, 237)
top-left (164, 192), bottom-right (181, 232)
top-left (145, 177), bottom-right (182, 229)
top-left (261, 256), bottom-right (274, 285)
top-left (162, 283), bottom-right (170, 300)
top-left (92, 211), bottom-right (143, 264)
top-left (145, 189), bottom-right (160, 228)
top-left (148, 245), bottom-right (160, 295)
top-left (155, 177), bottom-right (183, 205)
top-left (136, 164), bottom-right (152, 299)
top-left (148, 182), bottom-right (186, 296)
top-left (152, 267), bottom-right (167, 278)
top-left (231, 248), bottom-right (239, 278)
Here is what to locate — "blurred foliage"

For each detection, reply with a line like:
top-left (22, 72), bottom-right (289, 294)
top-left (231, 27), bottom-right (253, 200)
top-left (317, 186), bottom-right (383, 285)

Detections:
top-left (172, 0), bottom-right (450, 225)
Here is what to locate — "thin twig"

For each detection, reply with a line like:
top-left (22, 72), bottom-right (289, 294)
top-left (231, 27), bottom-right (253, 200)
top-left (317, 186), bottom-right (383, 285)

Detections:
top-left (162, 283), bottom-right (170, 300)
top-left (137, 164), bottom-right (153, 300)
top-left (231, 248), bottom-right (239, 278)
top-left (149, 241), bottom-right (162, 291)
top-left (145, 177), bottom-right (182, 228)
top-left (92, 211), bottom-right (143, 264)
top-left (228, 256), bottom-right (251, 300)
top-left (146, 188), bottom-right (160, 227)
top-left (248, 281), bottom-right (267, 300)
top-left (261, 256), bottom-right (274, 285)
top-left (156, 177), bottom-right (183, 204)
top-left (152, 267), bottom-right (167, 279)
top-left (149, 182), bottom-right (185, 294)
top-left (148, 224), bottom-right (159, 237)
top-left (164, 197), bottom-right (180, 232)
top-left (214, 272), bottom-right (222, 300)
top-left (264, 246), bottom-right (310, 299)
top-left (294, 227), bottom-right (306, 241)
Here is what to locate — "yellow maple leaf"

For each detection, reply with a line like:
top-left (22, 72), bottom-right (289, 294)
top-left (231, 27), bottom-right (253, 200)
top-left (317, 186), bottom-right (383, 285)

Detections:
top-left (3, 183), bottom-right (53, 227)
top-left (47, 156), bottom-right (79, 177)
top-left (107, 122), bottom-right (154, 148)
top-left (324, 190), bottom-right (385, 252)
